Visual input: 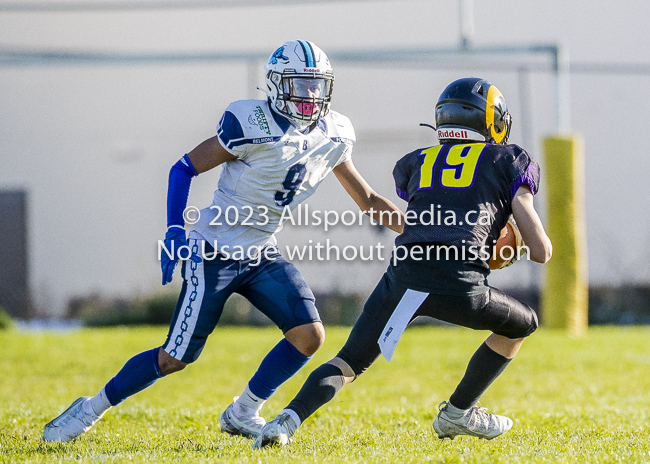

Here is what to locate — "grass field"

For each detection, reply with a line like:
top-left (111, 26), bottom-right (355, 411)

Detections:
top-left (2, 325), bottom-right (650, 463)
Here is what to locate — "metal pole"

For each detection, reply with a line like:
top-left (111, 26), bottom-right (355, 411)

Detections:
top-left (552, 45), bottom-right (571, 132)
top-left (517, 67), bottom-right (542, 292)
top-left (459, 0), bottom-right (474, 50)
top-left (517, 67), bottom-right (532, 150)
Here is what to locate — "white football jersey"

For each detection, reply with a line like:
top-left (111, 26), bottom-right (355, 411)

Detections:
top-left (192, 99), bottom-right (355, 253)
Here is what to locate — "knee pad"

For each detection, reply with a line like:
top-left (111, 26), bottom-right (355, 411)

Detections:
top-left (505, 305), bottom-right (539, 339)
top-left (525, 308), bottom-right (539, 337)
top-left (487, 289), bottom-right (539, 339)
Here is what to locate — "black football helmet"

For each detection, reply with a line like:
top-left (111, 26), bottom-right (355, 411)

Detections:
top-left (435, 77), bottom-right (512, 144)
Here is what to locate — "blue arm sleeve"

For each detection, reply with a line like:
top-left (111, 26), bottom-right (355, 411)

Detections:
top-left (167, 154), bottom-right (198, 228)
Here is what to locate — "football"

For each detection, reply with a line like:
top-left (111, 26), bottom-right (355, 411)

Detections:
top-left (489, 220), bottom-right (521, 270)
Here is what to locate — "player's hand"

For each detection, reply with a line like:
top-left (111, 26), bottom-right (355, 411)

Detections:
top-left (501, 216), bottom-right (526, 268)
top-left (161, 226), bottom-right (202, 285)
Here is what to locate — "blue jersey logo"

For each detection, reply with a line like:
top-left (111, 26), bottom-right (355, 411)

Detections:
top-left (269, 46), bottom-right (289, 64)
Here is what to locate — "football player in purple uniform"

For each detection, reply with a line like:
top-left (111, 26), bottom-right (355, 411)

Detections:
top-left (254, 77), bottom-right (552, 448)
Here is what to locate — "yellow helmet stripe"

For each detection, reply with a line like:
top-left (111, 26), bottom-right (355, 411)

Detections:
top-left (485, 85), bottom-right (506, 144)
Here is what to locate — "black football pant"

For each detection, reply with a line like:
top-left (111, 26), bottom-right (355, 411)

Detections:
top-left (337, 269), bottom-right (538, 377)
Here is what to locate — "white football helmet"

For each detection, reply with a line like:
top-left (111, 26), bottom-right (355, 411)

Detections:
top-left (265, 40), bottom-right (334, 125)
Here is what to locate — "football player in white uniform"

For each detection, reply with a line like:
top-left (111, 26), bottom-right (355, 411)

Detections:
top-left (43, 40), bottom-right (404, 442)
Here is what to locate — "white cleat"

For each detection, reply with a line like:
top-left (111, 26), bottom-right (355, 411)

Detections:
top-left (42, 397), bottom-right (104, 442)
top-left (252, 412), bottom-right (297, 449)
top-left (432, 401), bottom-right (513, 440)
top-left (219, 399), bottom-right (265, 439)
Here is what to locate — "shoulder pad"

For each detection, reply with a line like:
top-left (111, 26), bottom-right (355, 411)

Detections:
top-left (224, 99), bottom-right (286, 140)
top-left (506, 143), bottom-right (528, 156)
top-left (323, 110), bottom-right (356, 145)
top-left (505, 144), bottom-right (540, 196)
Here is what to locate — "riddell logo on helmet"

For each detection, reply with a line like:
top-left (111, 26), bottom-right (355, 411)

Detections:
top-left (437, 129), bottom-right (470, 139)
top-left (303, 68), bottom-right (321, 73)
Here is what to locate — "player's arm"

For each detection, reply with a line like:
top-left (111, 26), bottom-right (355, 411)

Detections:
top-left (161, 136), bottom-right (237, 285)
top-left (167, 135), bottom-right (236, 230)
top-left (511, 185), bottom-right (552, 263)
top-left (333, 159), bottom-right (404, 234)
top-left (186, 135), bottom-right (237, 173)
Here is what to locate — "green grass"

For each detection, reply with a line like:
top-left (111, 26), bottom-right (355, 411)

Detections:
top-left (2, 326), bottom-right (650, 463)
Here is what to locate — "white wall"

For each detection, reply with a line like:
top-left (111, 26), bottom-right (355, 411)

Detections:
top-left (1, 0), bottom-right (649, 315)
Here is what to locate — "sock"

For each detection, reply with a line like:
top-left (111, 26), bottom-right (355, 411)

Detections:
top-left (248, 339), bottom-right (312, 400)
top-left (282, 408), bottom-right (302, 428)
top-left (443, 402), bottom-right (468, 420)
top-left (87, 388), bottom-right (112, 416)
top-left (81, 398), bottom-right (99, 419)
top-left (233, 384), bottom-right (266, 418)
top-left (286, 363), bottom-right (346, 423)
top-left (104, 347), bottom-right (164, 406)
top-left (449, 342), bottom-right (512, 410)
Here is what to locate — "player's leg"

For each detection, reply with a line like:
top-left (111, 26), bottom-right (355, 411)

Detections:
top-left (220, 251), bottom-right (323, 438)
top-left (283, 273), bottom-right (403, 423)
top-left (250, 357), bottom-right (356, 449)
top-left (43, 243), bottom-right (233, 442)
top-left (429, 288), bottom-right (538, 440)
top-left (253, 272), bottom-right (407, 448)
top-left (220, 322), bottom-right (324, 439)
